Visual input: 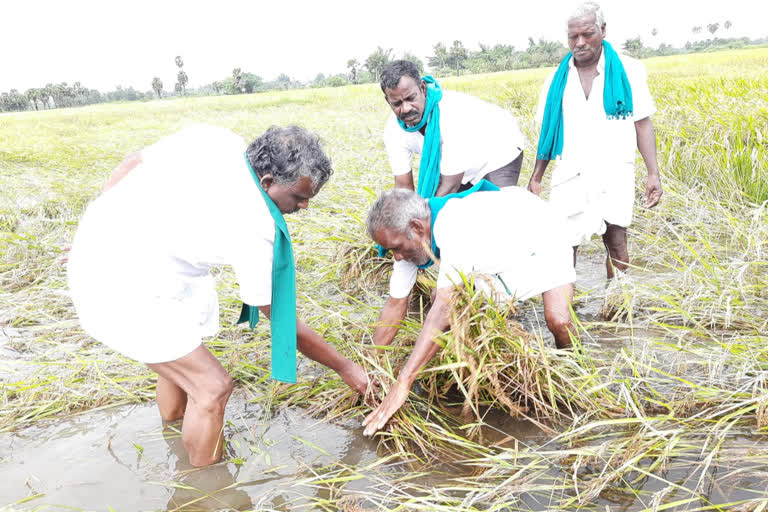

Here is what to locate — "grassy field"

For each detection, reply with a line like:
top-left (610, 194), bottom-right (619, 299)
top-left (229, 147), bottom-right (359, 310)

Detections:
top-left (1, 47), bottom-right (767, 510)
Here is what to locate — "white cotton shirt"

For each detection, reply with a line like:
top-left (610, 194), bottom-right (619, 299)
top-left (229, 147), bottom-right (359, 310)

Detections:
top-left (67, 124), bottom-right (275, 363)
top-left (383, 90), bottom-right (525, 185)
top-left (389, 188), bottom-right (576, 301)
top-left (535, 51), bottom-right (655, 245)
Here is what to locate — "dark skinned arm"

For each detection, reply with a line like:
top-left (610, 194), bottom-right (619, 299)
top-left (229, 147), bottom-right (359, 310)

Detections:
top-left (372, 295), bottom-right (409, 349)
top-left (434, 173), bottom-right (464, 196)
top-left (394, 172), bottom-right (415, 190)
top-left (258, 305), bottom-right (368, 395)
top-left (528, 158), bottom-right (551, 196)
top-left (635, 117), bottom-right (663, 208)
top-left (362, 287), bottom-right (452, 436)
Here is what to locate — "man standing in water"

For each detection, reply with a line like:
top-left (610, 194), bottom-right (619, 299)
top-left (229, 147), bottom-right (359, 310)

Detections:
top-left (68, 124), bottom-right (368, 466)
top-left (528, 2), bottom-right (663, 278)
top-left (378, 59), bottom-right (527, 343)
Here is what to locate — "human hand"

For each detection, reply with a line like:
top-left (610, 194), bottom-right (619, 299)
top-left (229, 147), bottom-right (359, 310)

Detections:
top-left (362, 379), bottom-right (411, 436)
top-left (527, 179), bottom-right (542, 196)
top-left (338, 361), bottom-right (372, 396)
top-left (644, 174), bottom-right (663, 208)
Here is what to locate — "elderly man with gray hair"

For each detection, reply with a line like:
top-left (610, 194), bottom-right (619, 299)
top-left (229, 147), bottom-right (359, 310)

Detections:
top-left (361, 183), bottom-right (577, 436)
top-left (68, 124), bottom-right (369, 466)
top-left (529, 2), bottom-right (662, 279)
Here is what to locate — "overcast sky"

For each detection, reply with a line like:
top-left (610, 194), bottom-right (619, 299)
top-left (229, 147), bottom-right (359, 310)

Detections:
top-left (2, 0), bottom-right (763, 93)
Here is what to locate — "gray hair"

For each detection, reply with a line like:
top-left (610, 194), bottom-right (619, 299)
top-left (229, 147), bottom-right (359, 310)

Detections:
top-left (568, 2), bottom-right (606, 29)
top-left (366, 188), bottom-right (430, 239)
top-left (245, 125), bottom-right (332, 191)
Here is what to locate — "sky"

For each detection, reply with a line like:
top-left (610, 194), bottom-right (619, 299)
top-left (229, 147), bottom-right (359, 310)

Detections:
top-left (1, 0), bottom-right (763, 93)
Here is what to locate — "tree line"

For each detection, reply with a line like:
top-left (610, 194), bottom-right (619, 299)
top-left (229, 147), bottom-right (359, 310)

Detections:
top-left (2, 22), bottom-right (764, 113)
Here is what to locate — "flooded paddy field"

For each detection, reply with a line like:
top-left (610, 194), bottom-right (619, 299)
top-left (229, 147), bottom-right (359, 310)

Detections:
top-left (2, 48), bottom-right (768, 510)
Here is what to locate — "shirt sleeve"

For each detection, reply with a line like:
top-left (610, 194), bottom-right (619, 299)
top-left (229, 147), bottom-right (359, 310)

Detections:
top-left (383, 117), bottom-right (414, 177)
top-left (389, 259), bottom-right (418, 298)
top-left (629, 60), bottom-right (656, 120)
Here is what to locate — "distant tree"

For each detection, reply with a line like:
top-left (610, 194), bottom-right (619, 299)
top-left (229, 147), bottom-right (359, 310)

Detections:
top-left (25, 88), bottom-right (39, 110)
top-left (238, 72), bottom-right (262, 93)
top-left (212, 81), bottom-right (222, 94)
top-left (313, 72), bottom-right (326, 86)
top-left (447, 40), bottom-right (468, 75)
top-left (724, 20), bottom-right (732, 30)
top-left (651, 28), bottom-right (658, 37)
top-left (0, 89), bottom-right (28, 112)
top-left (365, 46), bottom-right (392, 82)
top-left (401, 52), bottom-right (424, 74)
top-left (346, 58), bottom-right (359, 84)
top-left (707, 23), bottom-right (720, 36)
top-left (526, 38), bottom-right (568, 67)
top-left (151, 77), bottom-right (163, 98)
top-left (623, 37), bottom-right (645, 57)
top-left (428, 42), bottom-right (448, 71)
top-left (232, 67), bottom-right (243, 92)
top-left (175, 56), bottom-right (187, 95)
top-left (692, 25), bottom-right (702, 34)
top-left (326, 74), bottom-right (349, 87)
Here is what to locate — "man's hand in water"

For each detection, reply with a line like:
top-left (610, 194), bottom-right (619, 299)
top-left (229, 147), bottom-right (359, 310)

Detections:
top-left (362, 379), bottom-right (411, 436)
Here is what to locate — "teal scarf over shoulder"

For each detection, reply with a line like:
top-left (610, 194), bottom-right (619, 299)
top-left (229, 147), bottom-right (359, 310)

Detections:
top-left (238, 153), bottom-right (297, 384)
top-left (536, 40), bottom-right (633, 161)
top-left (398, 75), bottom-right (443, 199)
top-left (419, 179), bottom-right (500, 269)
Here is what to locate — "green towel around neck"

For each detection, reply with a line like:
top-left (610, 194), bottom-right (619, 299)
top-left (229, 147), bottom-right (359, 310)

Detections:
top-left (396, 75), bottom-right (443, 199)
top-left (238, 153), bottom-right (297, 383)
top-left (536, 40), bottom-right (633, 161)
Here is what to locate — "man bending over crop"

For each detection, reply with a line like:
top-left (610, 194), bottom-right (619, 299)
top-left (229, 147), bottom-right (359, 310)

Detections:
top-left (362, 183), bottom-right (576, 436)
top-left (68, 124), bottom-right (369, 466)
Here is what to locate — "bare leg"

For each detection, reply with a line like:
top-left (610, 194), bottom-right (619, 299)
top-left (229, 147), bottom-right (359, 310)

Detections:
top-left (542, 284), bottom-right (576, 349)
top-left (572, 246), bottom-right (578, 267)
top-left (156, 374), bottom-right (187, 421)
top-left (148, 344), bottom-right (233, 467)
top-left (602, 223), bottom-right (629, 279)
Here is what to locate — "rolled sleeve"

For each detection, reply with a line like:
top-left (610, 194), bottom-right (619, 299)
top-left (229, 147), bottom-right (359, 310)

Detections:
top-left (384, 118), bottom-right (414, 176)
top-left (389, 259), bottom-right (418, 298)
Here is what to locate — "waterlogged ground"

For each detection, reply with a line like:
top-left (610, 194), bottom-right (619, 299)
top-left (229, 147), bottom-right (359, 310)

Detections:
top-left (4, 255), bottom-right (766, 511)
top-left (2, 48), bottom-right (768, 510)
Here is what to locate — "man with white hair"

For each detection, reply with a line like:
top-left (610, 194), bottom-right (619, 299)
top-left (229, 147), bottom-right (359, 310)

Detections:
top-left (528, 1), bottom-right (663, 278)
top-left (361, 183), bottom-right (577, 436)
top-left (68, 124), bottom-right (369, 466)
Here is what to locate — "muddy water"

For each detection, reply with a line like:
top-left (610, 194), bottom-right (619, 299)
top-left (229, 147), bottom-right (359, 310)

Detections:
top-left (1, 394), bottom-right (381, 510)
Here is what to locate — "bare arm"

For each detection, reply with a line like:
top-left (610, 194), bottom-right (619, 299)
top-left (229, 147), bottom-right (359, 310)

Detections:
top-left (435, 173), bottom-right (464, 196)
top-left (103, 152), bottom-right (142, 192)
top-left (362, 287), bottom-right (452, 436)
top-left (373, 295), bottom-right (409, 348)
top-left (528, 158), bottom-right (551, 196)
top-left (635, 117), bottom-right (663, 208)
top-left (258, 305), bottom-right (368, 394)
top-left (394, 172), bottom-right (415, 190)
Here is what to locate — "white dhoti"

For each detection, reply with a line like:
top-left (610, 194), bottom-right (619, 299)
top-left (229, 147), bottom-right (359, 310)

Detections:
top-left (549, 161), bottom-right (636, 247)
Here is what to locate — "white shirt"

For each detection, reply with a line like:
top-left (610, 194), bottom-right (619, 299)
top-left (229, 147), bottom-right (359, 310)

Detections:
top-left (534, 50), bottom-right (655, 242)
top-left (535, 51), bottom-right (655, 170)
top-left (383, 90), bottom-right (525, 185)
top-left (389, 188), bottom-right (575, 301)
top-left (68, 124), bottom-right (275, 360)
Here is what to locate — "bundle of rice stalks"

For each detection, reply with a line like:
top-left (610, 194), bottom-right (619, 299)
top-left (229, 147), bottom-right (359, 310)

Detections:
top-left (425, 277), bottom-right (624, 430)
